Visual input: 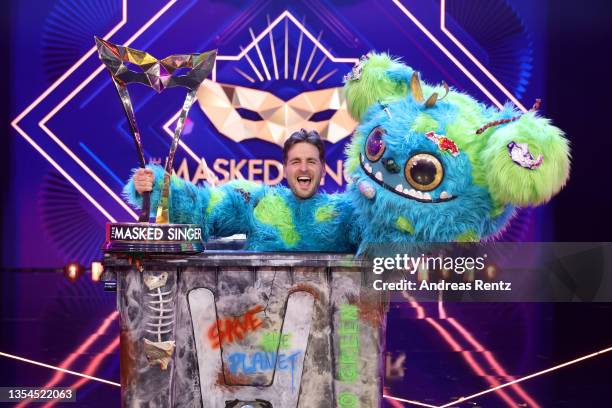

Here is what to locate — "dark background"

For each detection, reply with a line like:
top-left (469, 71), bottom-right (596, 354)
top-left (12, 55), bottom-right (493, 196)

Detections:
top-left (546, 0), bottom-right (612, 241)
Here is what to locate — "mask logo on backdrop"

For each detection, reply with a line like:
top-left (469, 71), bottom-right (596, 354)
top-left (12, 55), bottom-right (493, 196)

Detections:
top-left (168, 13), bottom-right (358, 187)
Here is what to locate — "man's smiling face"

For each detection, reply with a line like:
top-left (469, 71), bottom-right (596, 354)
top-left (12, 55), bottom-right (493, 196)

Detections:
top-left (284, 142), bottom-right (325, 199)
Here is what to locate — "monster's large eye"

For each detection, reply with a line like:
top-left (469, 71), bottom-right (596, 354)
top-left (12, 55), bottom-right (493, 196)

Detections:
top-left (405, 153), bottom-right (444, 191)
top-left (365, 127), bottom-right (386, 162)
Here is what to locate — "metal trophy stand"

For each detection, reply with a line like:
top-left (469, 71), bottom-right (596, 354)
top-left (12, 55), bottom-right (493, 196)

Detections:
top-left (95, 37), bottom-right (216, 253)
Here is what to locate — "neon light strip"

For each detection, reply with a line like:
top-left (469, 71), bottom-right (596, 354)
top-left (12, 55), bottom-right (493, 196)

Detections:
top-left (240, 45), bottom-right (264, 81)
top-left (316, 68), bottom-right (338, 84)
top-left (11, 126), bottom-right (117, 222)
top-left (308, 55), bottom-right (327, 82)
top-left (235, 67), bottom-right (256, 83)
top-left (301, 32), bottom-right (322, 81)
top-left (438, 345), bottom-right (612, 407)
top-left (37, 0), bottom-right (179, 222)
top-left (11, 0), bottom-right (127, 127)
top-left (440, 0), bottom-right (527, 112)
top-left (0, 351), bottom-right (120, 387)
top-left (284, 17), bottom-right (289, 79)
top-left (162, 113), bottom-right (205, 161)
top-left (437, 299), bottom-right (537, 406)
top-left (216, 11), bottom-right (358, 64)
top-left (42, 337), bottom-right (120, 408)
top-left (14, 311), bottom-right (119, 408)
top-left (382, 395), bottom-right (439, 408)
top-left (293, 21), bottom-right (304, 80)
top-left (384, 394), bottom-right (406, 408)
top-left (446, 316), bottom-right (540, 408)
top-left (12, 0), bottom-right (178, 222)
top-left (11, 0), bottom-right (128, 222)
top-left (391, 0), bottom-right (504, 109)
top-left (38, 78), bottom-right (138, 219)
top-left (404, 296), bottom-right (520, 406)
top-left (267, 15), bottom-right (279, 79)
top-left (160, 111), bottom-right (218, 187)
top-left (401, 291), bottom-right (425, 319)
top-left (424, 318), bottom-right (519, 406)
top-left (249, 27), bottom-right (271, 80)
top-left (79, 142), bottom-right (124, 187)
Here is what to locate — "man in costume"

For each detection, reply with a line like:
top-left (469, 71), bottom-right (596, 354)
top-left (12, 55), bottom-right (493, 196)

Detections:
top-left (126, 129), bottom-right (360, 251)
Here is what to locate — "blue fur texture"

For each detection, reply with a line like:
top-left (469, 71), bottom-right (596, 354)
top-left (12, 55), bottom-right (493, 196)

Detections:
top-left (343, 54), bottom-right (569, 253)
top-left (123, 165), bottom-right (359, 252)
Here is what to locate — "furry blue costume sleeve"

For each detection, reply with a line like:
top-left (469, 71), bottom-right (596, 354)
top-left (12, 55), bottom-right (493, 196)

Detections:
top-left (342, 53), bottom-right (570, 253)
top-left (123, 165), bottom-right (359, 252)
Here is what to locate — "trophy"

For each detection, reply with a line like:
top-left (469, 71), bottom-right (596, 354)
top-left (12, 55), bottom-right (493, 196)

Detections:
top-left (96, 37), bottom-right (216, 253)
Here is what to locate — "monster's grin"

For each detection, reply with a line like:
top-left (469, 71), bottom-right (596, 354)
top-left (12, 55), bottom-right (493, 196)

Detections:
top-left (359, 154), bottom-right (455, 203)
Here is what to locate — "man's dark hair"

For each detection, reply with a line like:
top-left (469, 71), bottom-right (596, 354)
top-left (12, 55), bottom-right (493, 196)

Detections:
top-left (282, 129), bottom-right (325, 164)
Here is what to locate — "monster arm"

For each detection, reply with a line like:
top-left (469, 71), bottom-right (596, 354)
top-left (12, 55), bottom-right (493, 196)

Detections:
top-left (482, 112), bottom-right (570, 207)
top-left (123, 164), bottom-right (265, 239)
top-left (327, 192), bottom-right (362, 252)
top-left (478, 111), bottom-right (570, 239)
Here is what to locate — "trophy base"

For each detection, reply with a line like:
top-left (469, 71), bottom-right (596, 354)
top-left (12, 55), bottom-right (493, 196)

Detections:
top-left (103, 222), bottom-right (204, 254)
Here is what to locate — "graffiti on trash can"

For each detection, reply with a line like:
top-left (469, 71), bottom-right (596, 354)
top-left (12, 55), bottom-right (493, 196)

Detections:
top-left (337, 303), bottom-right (360, 406)
top-left (338, 304), bottom-right (359, 381)
top-left (228, 350), bottom-right (303, 391)
top-left (207, 305), bottom-right (264, 349)
top-left (259, 332), bottom-right (292, 352)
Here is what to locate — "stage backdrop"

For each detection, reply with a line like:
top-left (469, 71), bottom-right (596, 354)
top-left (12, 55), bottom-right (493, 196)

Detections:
top-left (8, 0), bottom-right (549, 267)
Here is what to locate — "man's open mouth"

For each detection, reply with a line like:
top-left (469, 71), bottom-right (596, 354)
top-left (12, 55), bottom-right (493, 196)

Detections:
top-left (297, 176), bottom-right (312, 187)
top-left (359, 154), bottom-right (456, 203)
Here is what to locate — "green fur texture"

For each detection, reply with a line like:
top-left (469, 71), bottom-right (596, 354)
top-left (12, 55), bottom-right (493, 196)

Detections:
top-left (395, 216), bottom-right (414, 234)
top-left (206, 189), bottom-right (225, 215)
top-left (315, 205), bottom-right (337, 223)
top-left (343, 53), bottom-right (408, 121)
top-left (482, 112), bottom-right (570, 206)
top-left (253, 193), bottom-right (300, 247)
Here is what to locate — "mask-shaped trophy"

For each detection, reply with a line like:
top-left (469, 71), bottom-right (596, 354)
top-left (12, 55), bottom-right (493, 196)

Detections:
top-left (96, 37), bottom-right (216, 253)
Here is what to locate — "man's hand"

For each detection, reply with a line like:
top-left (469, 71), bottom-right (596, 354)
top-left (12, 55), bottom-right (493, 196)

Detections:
top-left (133, 168), bottom-right (154, 194)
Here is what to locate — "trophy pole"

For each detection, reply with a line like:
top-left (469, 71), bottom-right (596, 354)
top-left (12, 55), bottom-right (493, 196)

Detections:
top-left (112, 80), bottom-right (151, 222)
top-left (155, 89), bottom-right (197, 224)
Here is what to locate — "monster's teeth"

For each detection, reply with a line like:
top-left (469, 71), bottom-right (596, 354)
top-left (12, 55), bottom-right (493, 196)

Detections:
top-left (374, 171), bottom-right (383, 181)
top-left (406, 189), bottom-right (418, 198)
top-left (416, 191), bottom-right (424, 199)
top-left (364, 163), bottom-right (373, 173)
top-left (440, 191), bottom-right (451, 200)
top-left (395, 184), bottom-right (404, 192)
top-left (423, 193), bottom-right (432, 201)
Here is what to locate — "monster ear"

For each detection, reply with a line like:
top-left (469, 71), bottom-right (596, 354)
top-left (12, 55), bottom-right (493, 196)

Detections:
top-left (343, 53), bottom-right (413, 121)
top-left (481, 112), bottom-right (570, 206)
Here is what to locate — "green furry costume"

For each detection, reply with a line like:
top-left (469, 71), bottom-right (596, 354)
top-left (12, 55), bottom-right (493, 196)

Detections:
top-left (124, 53), bottom-right (570, 253)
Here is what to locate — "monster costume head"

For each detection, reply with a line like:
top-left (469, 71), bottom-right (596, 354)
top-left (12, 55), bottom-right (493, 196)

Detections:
top-left (343, 53), bottom-right (570, 248)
